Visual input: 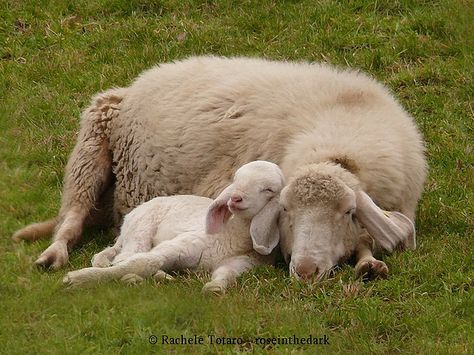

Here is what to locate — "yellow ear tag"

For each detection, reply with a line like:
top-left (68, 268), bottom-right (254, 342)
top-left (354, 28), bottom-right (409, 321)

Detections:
top-left (383, 210), bottom-right (391, 217)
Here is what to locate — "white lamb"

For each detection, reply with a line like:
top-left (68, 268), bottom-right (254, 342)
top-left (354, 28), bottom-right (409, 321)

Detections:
top-left (63, 161), bottom-right (283, 294)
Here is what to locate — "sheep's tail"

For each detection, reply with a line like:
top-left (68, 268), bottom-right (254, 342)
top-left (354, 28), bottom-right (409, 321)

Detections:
top-left (12, 218), bottom-right (58, 242)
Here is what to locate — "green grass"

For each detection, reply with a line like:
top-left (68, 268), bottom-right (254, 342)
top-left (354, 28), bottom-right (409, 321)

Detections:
top-left (1, 0), bottom-right (472, 353)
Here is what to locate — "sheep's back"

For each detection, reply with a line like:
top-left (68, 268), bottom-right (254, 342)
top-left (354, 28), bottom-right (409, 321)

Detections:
top-left (108, 56), bottom-right (425, 218)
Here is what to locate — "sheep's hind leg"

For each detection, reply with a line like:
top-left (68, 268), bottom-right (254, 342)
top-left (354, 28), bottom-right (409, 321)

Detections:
top-left (202, 255), bottom-right (259, 295)
top-left (354, 232), bottom-right (388, 280)
top-left (36, 90), bottom-right (124, 270)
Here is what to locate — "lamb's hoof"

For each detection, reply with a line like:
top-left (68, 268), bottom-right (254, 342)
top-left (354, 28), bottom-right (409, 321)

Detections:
top-left (355, 259), bottom-right (389, 280)
top-left (35, 242), bottom-right (69, 270)
top-left (63, 271), bottom-right (83, 287)
top-left (202, 281), bottom-right (226, 295)
top-left (153, 270), bottom-right (175, 282)
top-left (63, 274), bottom-right (72, 285)
top-left (121, 273), bottom-right (144, 284)
top-left (91, 255), bottom-right (112, 268)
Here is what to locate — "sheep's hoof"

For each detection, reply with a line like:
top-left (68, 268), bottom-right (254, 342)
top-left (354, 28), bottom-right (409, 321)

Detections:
top-left (202, 281), bottom-right (226, 295)
top-left (121, 273), bottom-right (144, 284)
top-left (11, 229), bottom-right (27, 242)
top-left (35, 241), bottom-right (69, 270)
top-left (153, 270), bottom-right (174, 282)
top-left (91, 255), bottom-right (112, 268)
top-left (355, 259), bottom-right (389, 280)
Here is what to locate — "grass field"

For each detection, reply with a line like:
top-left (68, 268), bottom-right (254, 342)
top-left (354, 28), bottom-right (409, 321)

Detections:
top-left (1, 0), bottom-right (472, 353)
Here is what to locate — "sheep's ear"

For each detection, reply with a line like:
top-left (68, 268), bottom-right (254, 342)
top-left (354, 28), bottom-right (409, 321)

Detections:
top-left (206, 185), bottom-right (234, 234)
top-left (355, 190), bottom-right (416, 251)
top-left (250, 197), bottom-right (281, 255)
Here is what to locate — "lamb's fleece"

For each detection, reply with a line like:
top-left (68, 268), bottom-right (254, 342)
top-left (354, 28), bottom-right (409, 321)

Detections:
top-left (63, 161), bottom-right (284, 294)
top-left (13, 56), bottom-right (426, 271)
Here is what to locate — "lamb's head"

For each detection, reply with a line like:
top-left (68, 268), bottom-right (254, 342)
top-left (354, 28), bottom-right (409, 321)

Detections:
top-left (279, 162), bottom-right (416, 281)
top-left (206, 160), bottom-right (285, 255)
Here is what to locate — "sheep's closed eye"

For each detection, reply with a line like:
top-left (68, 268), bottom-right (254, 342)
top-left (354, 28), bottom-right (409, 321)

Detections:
top-left (262, 187), bottom-right (274, 193)
top-left (345, 208), bottom-right (356, 217)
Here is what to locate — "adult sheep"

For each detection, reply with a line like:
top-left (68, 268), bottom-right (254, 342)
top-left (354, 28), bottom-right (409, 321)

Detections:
top-left (13, 56), bottom-right (426, 279)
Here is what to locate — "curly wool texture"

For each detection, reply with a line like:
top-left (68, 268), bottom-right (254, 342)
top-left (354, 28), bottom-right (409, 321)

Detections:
top-left (289, 162), bottom-right (360, 206)
top-left (292, 175), bottom-right (344, 206)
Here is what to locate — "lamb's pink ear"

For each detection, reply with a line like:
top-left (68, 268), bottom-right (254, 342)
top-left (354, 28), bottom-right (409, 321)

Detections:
top-left (206, 185), bottom-right (234, 234)
top-left (355, 190), bottom-right (416, 252)
top-left (250, 197), bottom-right (281, 255)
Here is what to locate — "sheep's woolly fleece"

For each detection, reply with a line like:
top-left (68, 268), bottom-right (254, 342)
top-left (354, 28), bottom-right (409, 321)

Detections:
top-left (290, 162), bottom-right (360, 206)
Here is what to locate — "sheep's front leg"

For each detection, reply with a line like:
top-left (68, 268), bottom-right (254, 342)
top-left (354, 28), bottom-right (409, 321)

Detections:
top-left (354, 232), bottom-right (388, 280)
top-left (202, 255), bottom-right (260, 295)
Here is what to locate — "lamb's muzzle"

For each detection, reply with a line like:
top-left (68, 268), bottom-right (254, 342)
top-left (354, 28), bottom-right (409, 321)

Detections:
top-left (63, 160), bottom-right (285, 294)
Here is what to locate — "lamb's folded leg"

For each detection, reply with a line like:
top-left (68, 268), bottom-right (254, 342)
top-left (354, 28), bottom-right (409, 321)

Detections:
top-left (202, 255), bottom-right (260, 295)
top-left (64, 234), bottom-right (205, 286)
top-left (91, 245), bottom-right (121, 268)
top-left (91, 230), bottom-right (125, 267)
top-left (64, 252), bottom-right (164, 286)
top-left (110, 228), bottom-right (154, 266)
top-left (354, 231), bottom-right (388, 280)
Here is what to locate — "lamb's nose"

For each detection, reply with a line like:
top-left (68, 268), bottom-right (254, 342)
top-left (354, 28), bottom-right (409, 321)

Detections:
top-left (230, 194), bottom-right (243, 203)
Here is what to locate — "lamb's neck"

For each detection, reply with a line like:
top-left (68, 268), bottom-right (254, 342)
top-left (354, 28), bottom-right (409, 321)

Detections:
top-left (217, 216), bottom-right (253, 253)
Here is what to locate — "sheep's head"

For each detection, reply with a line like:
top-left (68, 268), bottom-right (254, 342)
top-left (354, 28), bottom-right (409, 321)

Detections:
top-left (279, 162), bottom-right (416, 280)
top-left (206, 160), bottom-right (285, 255)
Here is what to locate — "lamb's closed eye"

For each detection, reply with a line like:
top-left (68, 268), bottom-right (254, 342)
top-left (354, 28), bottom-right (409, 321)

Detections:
top-left (64, 160), bottom-right (284, 295)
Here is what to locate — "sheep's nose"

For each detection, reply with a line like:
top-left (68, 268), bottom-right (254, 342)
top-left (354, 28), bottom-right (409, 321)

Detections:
top-left (295, 263), bottom-right (318, 281)
top-left (230, 194), bottom-right (243, 203)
